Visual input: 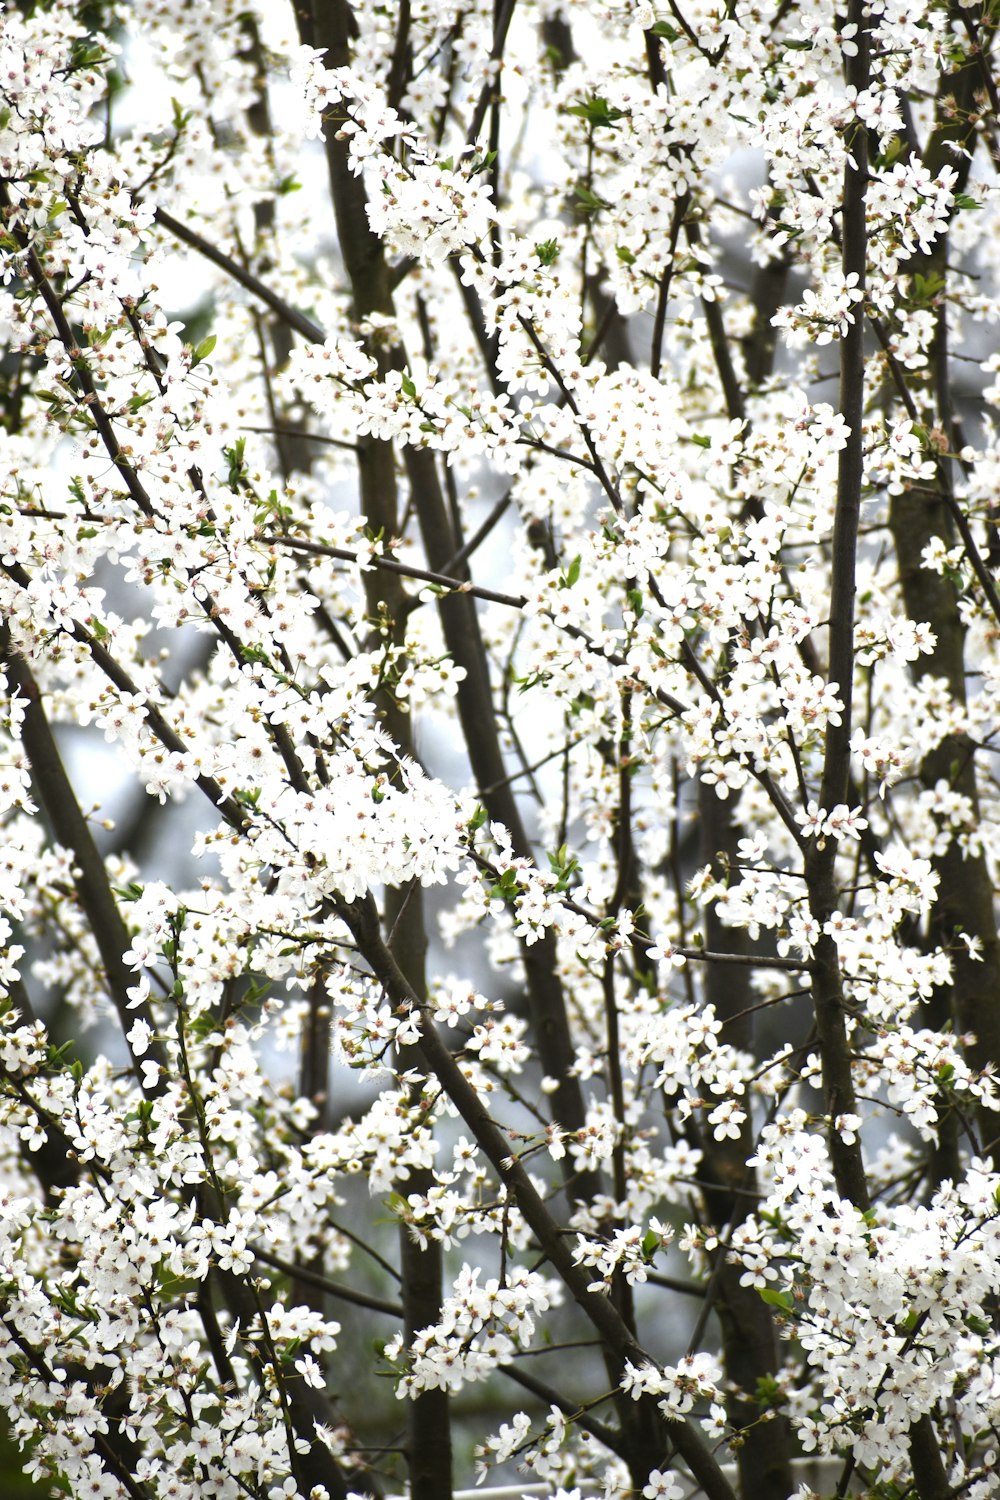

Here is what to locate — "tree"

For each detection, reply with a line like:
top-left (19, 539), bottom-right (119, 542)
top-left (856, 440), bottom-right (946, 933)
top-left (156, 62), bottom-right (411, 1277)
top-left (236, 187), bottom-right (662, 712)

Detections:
top-left (1, 0), bottom-right (999, 1496)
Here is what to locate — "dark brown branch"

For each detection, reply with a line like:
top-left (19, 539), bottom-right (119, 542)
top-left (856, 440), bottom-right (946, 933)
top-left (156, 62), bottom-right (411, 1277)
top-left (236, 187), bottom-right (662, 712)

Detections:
top-left (337, 891), bottom-right (739, 1500)
top-left (804, 0), bottom-right (872, 1216)
top-left (673, 946), bottom-right (811, 972)
top-left (298, 8), bottom-right (452, 1495)
top-left (154, 207), bottom-right (326, 344)
top-left (252, 1244), bottom-right (403, 1316)
top-left (264, 532), bottom-right (527, 608)
top-left (465, 0), bottom-right (517, 147)
top-left (1, 634), bottom-right (168, 1094)
top-left (1, 559), bottom-right (245, 829)
top-left (497, 1362), bottom-right (626, 1457)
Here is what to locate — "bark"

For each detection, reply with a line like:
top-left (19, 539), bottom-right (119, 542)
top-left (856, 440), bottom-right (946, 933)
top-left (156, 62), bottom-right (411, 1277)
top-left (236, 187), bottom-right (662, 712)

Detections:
top-left (339, 890), bottom-right (739, 1500)
top-left (890, 482), bottom-right (1000, 1156)
top-left (698, 786), bottom-right (792, 1500)
top-left (1, 635), bottom-right (168, 1093)
top-left (298, 0), bottom-right (602, 1212)
top-left (295, 10), bottom-right (452, 1492)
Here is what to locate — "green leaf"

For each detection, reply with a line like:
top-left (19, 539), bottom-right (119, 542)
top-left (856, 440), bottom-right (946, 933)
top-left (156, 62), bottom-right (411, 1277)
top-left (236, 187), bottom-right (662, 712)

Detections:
top-left (535, 238), bottom-right (560, 266)
top-left (225, 436), bottom-right (247, 491)
top-left (641, 1229), bottom-right (661, 1260)
top-left (191, 334), bottom-right (216, 368)
top-left (69, 40), bottom-right (108, 70)
top-left (876, 135), bottom-right (904, 168)
top-left (568, 96), bottom-right (627, 130)
top-left (574, 184), bottom-right (610, 213)
top-left (911, 271), bottom-right (944, 304)
top-left (758, 1287), bottom-right (793, 1311)
top-left (113, 882), bottom-right (145, 902)
top-left (754, 1375), bottom-right (784, 1409)
top-left (513, 668), bottom-right (551, 693)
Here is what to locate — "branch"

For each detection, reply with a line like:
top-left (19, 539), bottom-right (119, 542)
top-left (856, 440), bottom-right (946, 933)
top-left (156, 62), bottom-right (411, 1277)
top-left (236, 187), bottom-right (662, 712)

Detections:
top-left (465, 0), bottom-right (518, 147)
top-left (805, 0), bottom-right (872, 1216)
top-left (1, 560), bottom-right (245, 831)
top-left (1, 632), bottom-right (168, 1094)
top-left (338, 892), bottom-right (739, 1500)
top-left (673, 946), bottom-right (812, 972)
top-left (251, 1245), bottom-right (403, 1317)
top-left (497, 1362), bottom-right (627, 1458)
top-left (265, 532), bottom-right (527, 609)
top-left (154, 207), bottom-right (327, 345)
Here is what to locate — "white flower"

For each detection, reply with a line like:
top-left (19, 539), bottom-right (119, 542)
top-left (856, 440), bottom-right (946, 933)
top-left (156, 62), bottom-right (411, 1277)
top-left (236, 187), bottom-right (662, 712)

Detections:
top-left (643, 1470), bottom-right (684, 1500)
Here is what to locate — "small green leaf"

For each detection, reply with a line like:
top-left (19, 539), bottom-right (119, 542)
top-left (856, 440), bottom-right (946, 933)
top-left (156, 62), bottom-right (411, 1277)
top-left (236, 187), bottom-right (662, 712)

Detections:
top-left (574, 184), bottom-right (610, 212)
top-left (755, 1375), bottom-right (784, 1409)
top-left (113, 882), bottom-right (145, 902)
top-left (191, 334), bottom-right (216, 368)
top-left (876, 135), bottom-right (904, 168)
top-left (568, 96), bottom-right (627, 129)
top-left (912, 271), bottom-right (944, 304)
